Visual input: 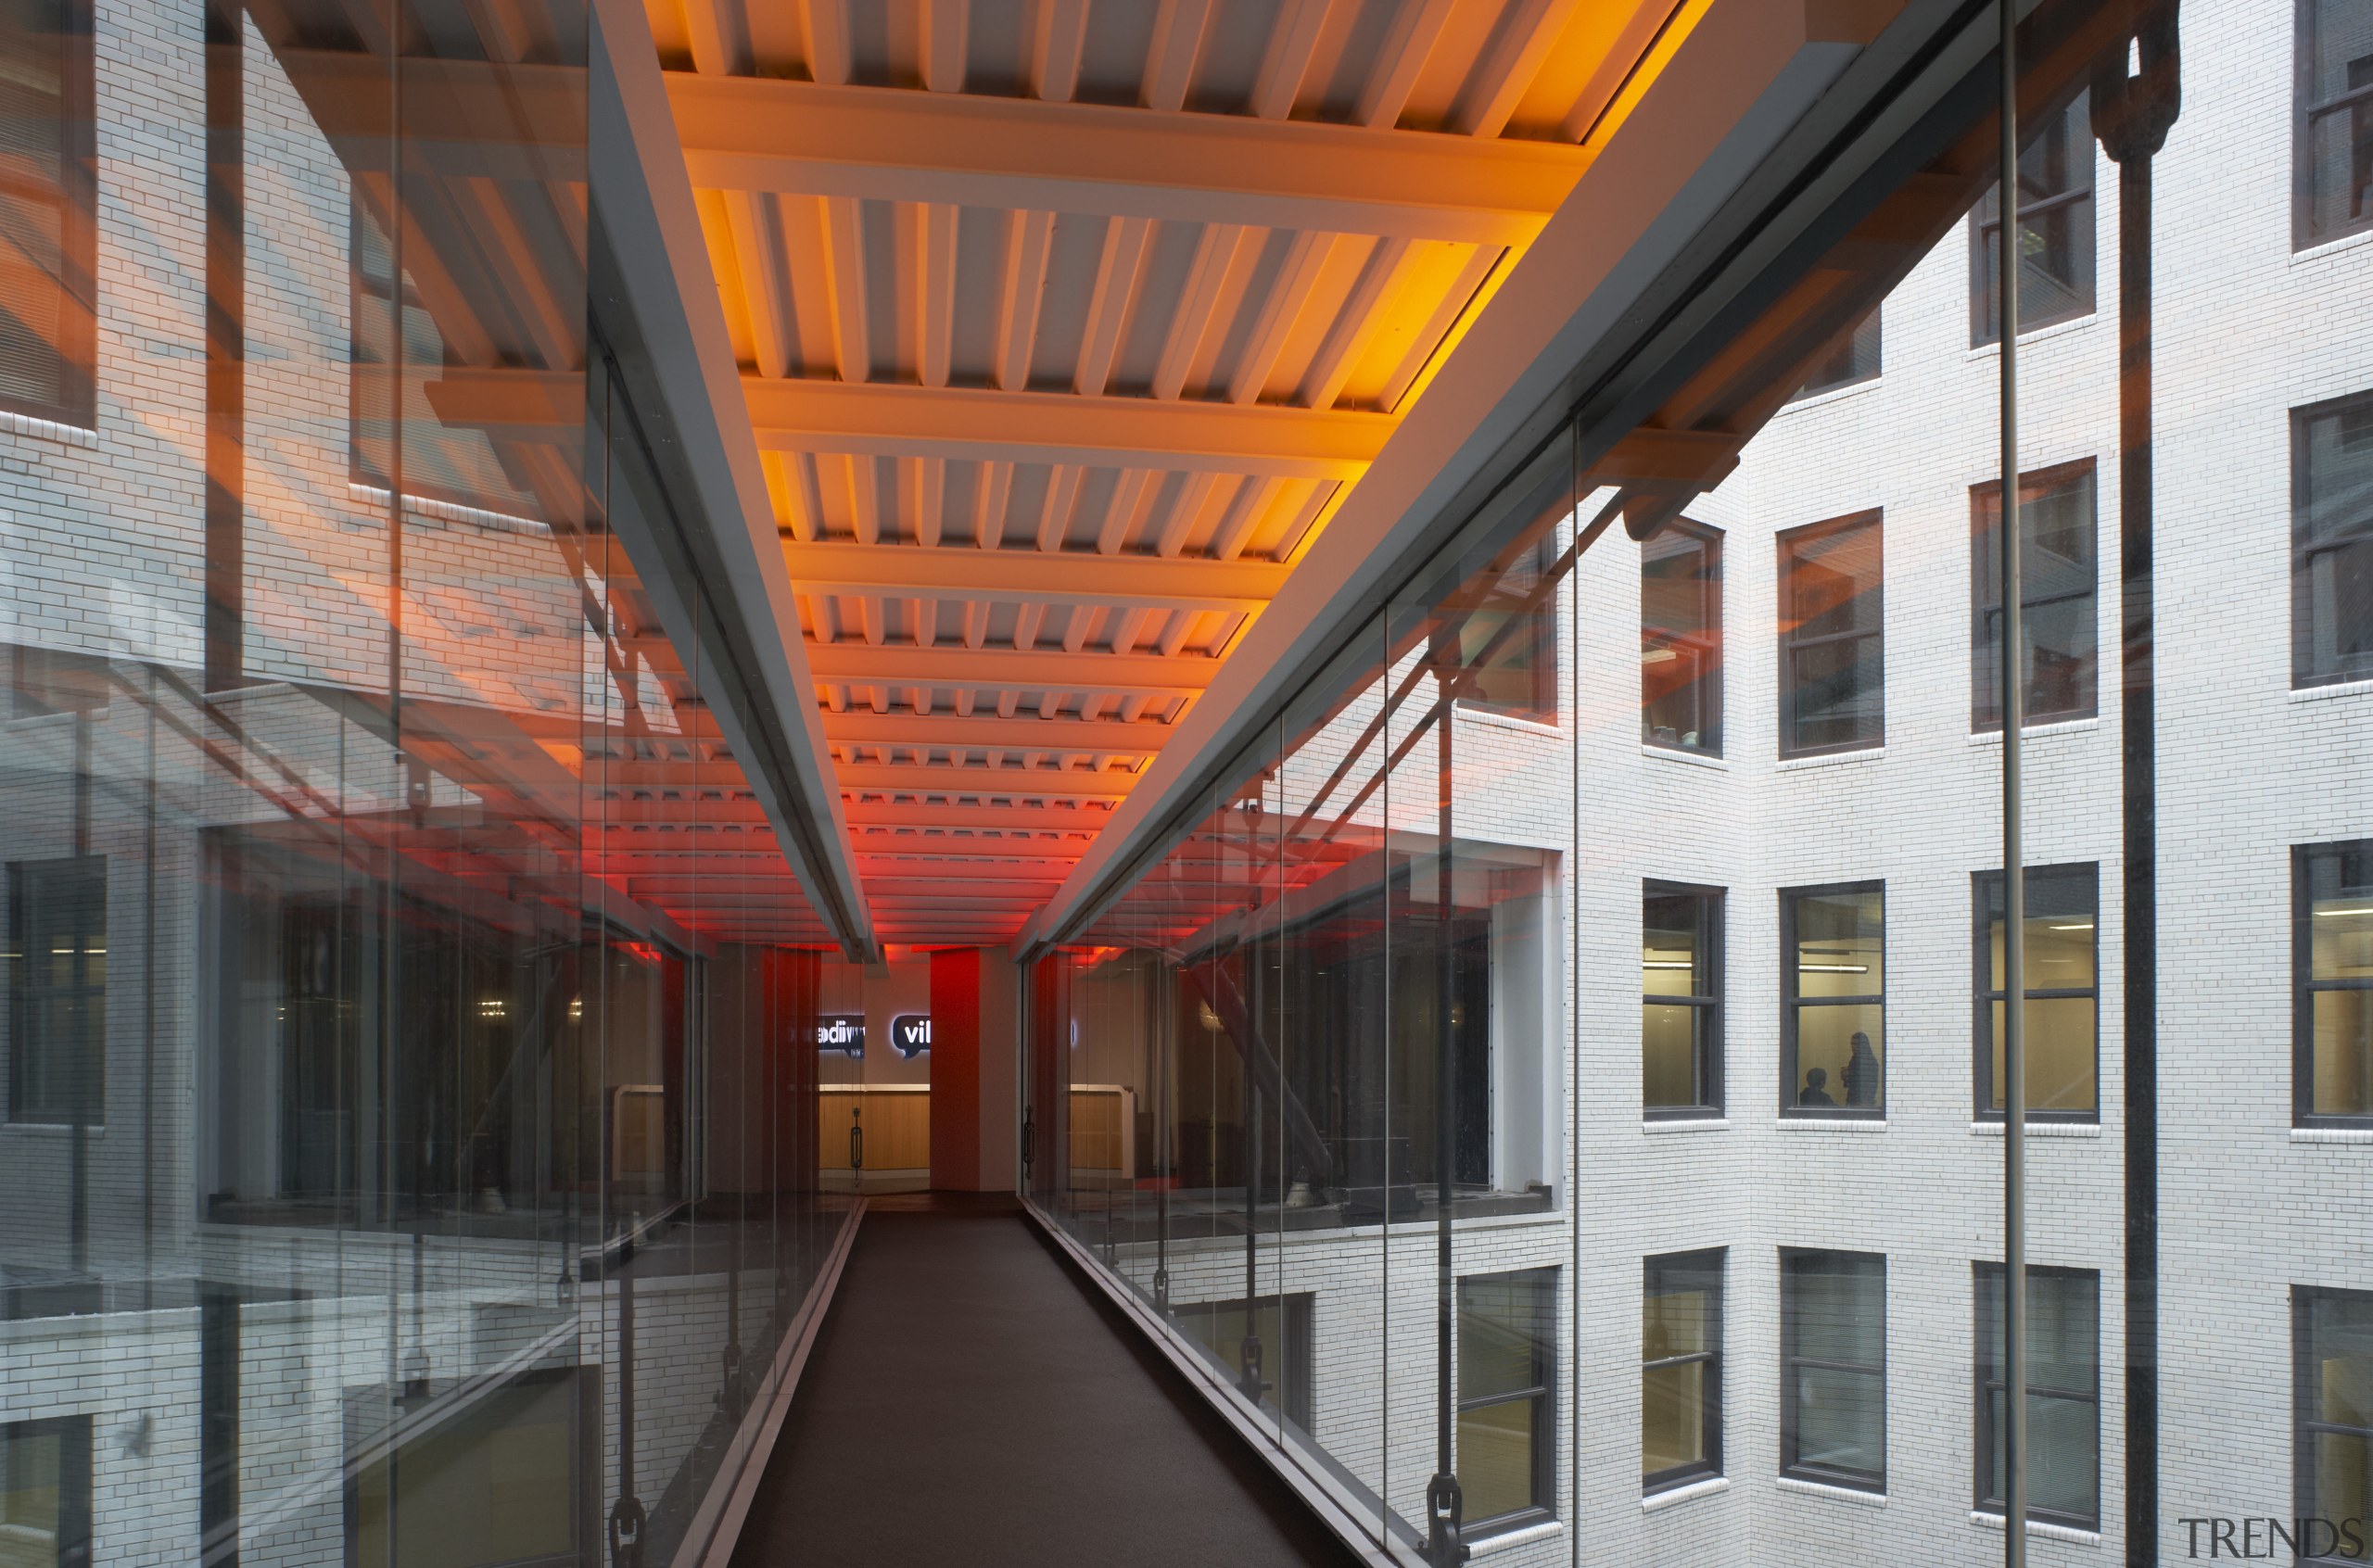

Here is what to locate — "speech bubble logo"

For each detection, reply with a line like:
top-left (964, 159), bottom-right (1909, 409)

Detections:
top-left (889, 1013), bottom-right (931, 1058)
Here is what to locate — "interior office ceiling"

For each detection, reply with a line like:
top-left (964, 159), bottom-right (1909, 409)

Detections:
top-left (643, 0), bottom-right (1694, 946)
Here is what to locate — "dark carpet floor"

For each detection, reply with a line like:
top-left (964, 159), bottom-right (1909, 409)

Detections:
top-left (729, 1195), bottom-right (1360, 1568)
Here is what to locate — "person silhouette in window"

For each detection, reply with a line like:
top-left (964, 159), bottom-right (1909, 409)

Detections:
top-left (1798, 1067), bottom-right (1837, 1107)
top-left (1842, 1031), bottom-right (1880, 1109)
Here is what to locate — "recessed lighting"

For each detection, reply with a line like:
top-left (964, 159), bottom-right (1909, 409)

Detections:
top-left (2316, 905), bottom-right (2373, 918)
top-left (1798, 963), bottom-right (1870, 974)
top-left (2047, 922), bottom-right (2094, 931)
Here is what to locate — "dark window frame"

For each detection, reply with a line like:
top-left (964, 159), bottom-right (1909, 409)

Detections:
top-left (0, 0), bottom-right (97, 428)
top-left (0, 1413), bottom-right (93, 1567)
top-left (2295, 839), bottom-right (2373, 1128)
top-left (1777, 512), bottom-right (1885, 759)
top-left (2295, 0), bottom-right (2373, 250)
top-left (1643, 1248), bottom-right (1725, 1496)
top-left (1969, 92), bottom-right (2097, 345)
top-left (1779, 1248), bottom-right (1887, 1494)
top-left (1972, 863), bottom-right (2101, 1125)
top-left (1456, 1267), bottom-right (1558, 1536)
top-left (1642, 519), bottom-right (1724, 757)
top-left (2291, 390), bottom-right (2373, 689)
top-left (1780, 880), bottom-right (1885, 1121)
top-left (1971, 459), bottom-right (2100, 730)
top-left (1643, 880), bottom-right (1723, 1119)
top-left (2293, 1283), bottom-right (2373, 1564)
top-left (6, 854), bottom-right (106, 1126)
top-left (1973, 1262), bottom-right (2100, 1532)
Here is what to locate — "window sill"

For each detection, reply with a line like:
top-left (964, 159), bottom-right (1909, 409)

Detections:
top-left (2291, 1127), bottom-right (2373, 1144)
top-left (2291, 222), bottom-right (2373, 266)
top-left (1777, 376), bottom-right (1883, 416)
top-left (1643, 1476), bottom-right (1729, 1512)
top-left (0, 408), bottom-right (99, 448)
top-left (1971, 1510), bottom-right (2101, 1547)
top-left (1968, 716), bottom-right (2099, 742)
top-left (2291, 677), bottom-right (2373, 703)
top-left (1465, 1519), bottom-right (1563, 1557)
top-left (1775, 747), bottom-right (1884, 772)
top-left (1642, 743), bottom-right (1729, 771)
top-left (1778, 1118), bottom-right (1886, 1132)
top-left (1965, 311), bottom-right (2100, 358)
top-left (1457, 704), bottom-right (1562, 739)
top-left (1970, 1120), bottom-right (2101, 1137)
top-left (1777, 1476), bottom-right (1887, 1507)
top-left (1644, 1118), bottom-right (1729, 1134)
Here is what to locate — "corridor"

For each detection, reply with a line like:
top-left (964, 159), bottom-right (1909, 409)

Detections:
top-left (730, 1198), bottom-right (1360, 1568)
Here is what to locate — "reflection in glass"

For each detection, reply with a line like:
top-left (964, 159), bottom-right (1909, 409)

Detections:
top-left (2299, 0), bottom-right (2373, 246)
top-left (1456, 1269), bottom-right (1555, 1531)
top-left (1643, 883), bottom-right (1720, 1114)
top-left (1642, 522), bottom-right (1722, 754)
top-left (1783, 884), bottom-right (1884, 1114)
top-left (1978, 864), bottom-right (2100, 1118)
top-left (1778, 514), bottom-right (1884, 756)
top-left (2302, 839), bottom-right (2373, 1121)
top-left (1977, 1265), bottom-right (2100, 1529)
top-left (1781, 1250), bottom-right (1884, 1490)
top-left (1973, 92), bottom-right (2096, 341)
top-left (1973, 462), bottom-right (2099, 727)
top-left (2299, 1289), bottom-right (2373, 1539)
top-left (1643, 1250), bottom-right (1722, 1492)
top-left (1793, 307), bottom-right (1882, 400)
top-left (2294, 393), bottom-right (2373, 688)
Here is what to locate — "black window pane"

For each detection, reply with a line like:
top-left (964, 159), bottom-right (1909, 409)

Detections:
top-left (0, 1418), bottom-right (89, 1568)
top-left (1977, 866), bottom-right (2100, 1119)
top-left (1458, 1270), bottom-right (1554, 1530)
top-left (2298, 397), bottom-right (2373, 685)
top-left (1644, 1251), bottom-right (1721, 1490)
top-left (1977, 1266), bottom-right (2100, 1526)
top-left (1643, 886), bottom-right (1719, 1113)
top-left (1783, 1251), bottom-right (1885, 1487)
top-left (1780, 516), bottom-right (1883, 755)
top-left (2303, 1292), bottom-right (2373, 1536)
top-left (0, 0), bottom-right (85, 421)
top-left (7, 855), bottom-right (105, 1124)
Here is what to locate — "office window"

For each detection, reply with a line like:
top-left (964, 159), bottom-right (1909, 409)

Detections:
top-left (1458, 1269), bottom-right (1556, 1533)
top-left (2293, 392), bottom-right (2373, 689)
top-left (2295, 1286), bottom-right (2373, 1558)
top-left (1975, 1264), bottom-right (2100, 1530)
top-left (1781, 883), bottom-right (1884, 1118)
top-left (1643, 521), bottom-right (1722, 754)
top-left (1974, 864), bottom-right (2099, 1121)
top-left (1781, 1250), bottom-right (1885, 1493)
top-left (1458, 534), bottom-right (1558, 722)
top-left (350, 1369), bottom-right (586, 1568)
top-left (2298, 840), bottom-right (2373, 1124)
top-left (6, 855), bottom-right (104, 1125)
top-left (0, 0), bottom-right (95, 426)
top-left (1971, 92), bottom-right (2095, 343)
top-left (2298, 0), bottom-right (2373, 247)
top-left (0, 1417), bottom-right (90, 1568)
top-left (1643, 1250), bottom-right (1723, 1494)
top-left (1972, 462), bottom-right (2099, 728)
top-left (1793, 307), bottom-right (1882, 399)
top-left (1643, 883), bottom-right (1722, 1117)
top-left (1778, 513), bottom-right (1884, 757)
top-left (1175, 1293), bottom-right (1316, 1434)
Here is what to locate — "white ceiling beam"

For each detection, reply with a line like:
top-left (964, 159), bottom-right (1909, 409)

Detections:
top-left (1030, 0), bottom-right (1087, 101)
top-left (1142, 0), bottom-right (1213, 112)
top-left (666, 74), bottom-right (1590, 246)
top-left (1356, 0), bottom-right (1454, 128)
top-left (1249, 0), bottom-right (1330, 120)
top-left (742, 376), bottom-right (1390, 479)
top-left (803, 639), bottom-right (1215, 696)
top-left (781, 539), bottom-right (1287, 613)
top-left (1453, 0), bottom-right (1584, 138)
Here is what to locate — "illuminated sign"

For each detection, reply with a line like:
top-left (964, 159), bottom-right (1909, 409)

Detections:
top-left (816, 1014), bottom-right (866, 1056)
top-left (889, 1013), bottom-right (931, 1057)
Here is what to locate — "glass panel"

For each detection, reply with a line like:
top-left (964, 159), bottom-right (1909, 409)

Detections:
top-left (1780, 516), bottom-right (1884, 753)
top-left (1793, 1367), bottom-right (1884, 1476)
top-left (1973, 93), bottom-right (2096, 340)
top-left (2305, 0), bottom-right (2373, 241)
top-left (1641, 1359), bottom-right (1707, 1476)
top-left (1642, 524), bottom-right (1720, 752)
top-left (1973, 465), bottom-right (2099, 727)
